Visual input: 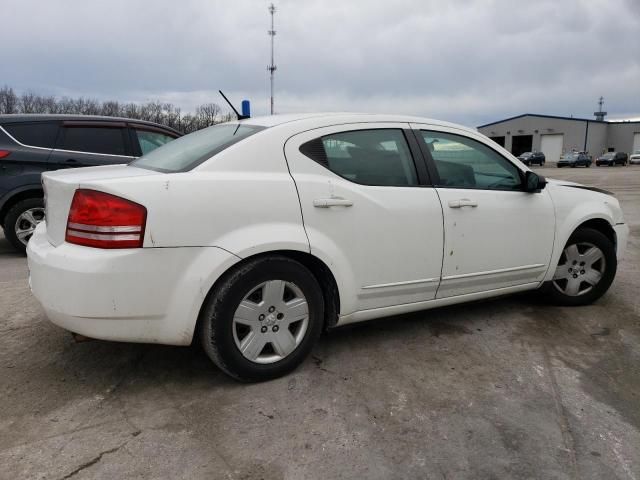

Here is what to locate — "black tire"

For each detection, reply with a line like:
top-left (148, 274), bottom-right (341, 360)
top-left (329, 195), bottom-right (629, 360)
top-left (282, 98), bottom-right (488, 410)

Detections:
top-left (541, 228), bottom-right (617, 306)
top-left (3, 197), bottom-right (45, 253)
top-left (199, 255), bottom-right (324, 382)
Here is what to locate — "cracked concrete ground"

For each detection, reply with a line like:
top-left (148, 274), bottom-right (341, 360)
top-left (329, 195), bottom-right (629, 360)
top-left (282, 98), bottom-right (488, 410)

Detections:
top-left (1, 166), bottom-right (639, 480)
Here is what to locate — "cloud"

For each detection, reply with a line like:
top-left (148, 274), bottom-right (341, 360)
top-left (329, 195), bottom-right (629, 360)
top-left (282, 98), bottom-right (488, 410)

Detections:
top-left (2, 0), bottom-right (639, 126)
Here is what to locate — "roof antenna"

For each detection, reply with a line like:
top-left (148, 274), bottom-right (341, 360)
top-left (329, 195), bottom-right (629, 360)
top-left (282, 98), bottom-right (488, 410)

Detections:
top-left (219, 90), bottom-right (250, 120)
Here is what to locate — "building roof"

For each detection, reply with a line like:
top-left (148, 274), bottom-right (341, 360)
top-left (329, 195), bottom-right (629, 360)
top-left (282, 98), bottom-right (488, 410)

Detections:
top-left (478, 113), bottom-right (640, 129)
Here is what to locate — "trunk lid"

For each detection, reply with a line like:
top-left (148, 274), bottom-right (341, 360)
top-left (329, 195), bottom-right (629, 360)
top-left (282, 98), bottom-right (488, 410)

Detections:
top-left (42, 165), bottom-right (161, 246)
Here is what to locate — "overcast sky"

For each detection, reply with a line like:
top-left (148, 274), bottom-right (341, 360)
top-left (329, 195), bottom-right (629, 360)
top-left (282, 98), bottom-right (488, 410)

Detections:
top-left (2, 0), bottom-right (639, 126)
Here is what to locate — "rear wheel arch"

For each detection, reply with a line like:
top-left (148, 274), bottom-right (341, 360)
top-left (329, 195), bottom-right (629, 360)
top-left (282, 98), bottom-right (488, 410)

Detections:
top-left (195, 250), bottom-right (341, 343)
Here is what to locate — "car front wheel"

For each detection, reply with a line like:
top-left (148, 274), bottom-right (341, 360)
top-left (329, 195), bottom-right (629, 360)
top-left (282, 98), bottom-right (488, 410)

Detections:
top-left (543, 228), bottom-right (616, 306)
top-left (199, 255), bottom-right (324, 382)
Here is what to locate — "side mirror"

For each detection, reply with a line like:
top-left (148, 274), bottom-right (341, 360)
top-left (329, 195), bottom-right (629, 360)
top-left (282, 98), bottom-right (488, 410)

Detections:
top-left (525, 171), bottom-right (546, 193)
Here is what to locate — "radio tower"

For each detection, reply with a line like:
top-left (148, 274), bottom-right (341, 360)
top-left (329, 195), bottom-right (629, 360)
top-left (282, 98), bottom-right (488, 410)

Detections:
top-left (594, 96), bottom-right (607, 122)
top-left (267, 3), bottom-right (277, 115)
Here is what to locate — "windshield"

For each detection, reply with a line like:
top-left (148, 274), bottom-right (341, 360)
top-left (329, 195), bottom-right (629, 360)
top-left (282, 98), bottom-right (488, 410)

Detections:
top-left (520, 152), bottom-right (532, 157)
top-left (565, 153), bottom-right (578, 159)
top-left (601, 153), bottom-right (615, 159)
top-left (130, 123), bottom-right (265, 172)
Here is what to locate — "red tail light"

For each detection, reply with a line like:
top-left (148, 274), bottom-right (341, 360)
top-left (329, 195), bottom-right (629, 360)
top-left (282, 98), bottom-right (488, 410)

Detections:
top-left (66, 189), bottom-right (146, 248)
top-left (0, 150), bottom-right (11, 158)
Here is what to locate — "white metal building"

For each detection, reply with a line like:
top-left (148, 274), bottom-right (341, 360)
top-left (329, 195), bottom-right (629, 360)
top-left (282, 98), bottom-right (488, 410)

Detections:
top-left (477, 114), bottom-right (640, 162)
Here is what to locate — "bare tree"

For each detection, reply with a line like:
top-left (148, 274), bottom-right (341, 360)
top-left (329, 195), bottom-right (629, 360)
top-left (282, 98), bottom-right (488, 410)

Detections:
top-left (0, 86), bottom-right (19, 114)
top-left (0, 85), bottom-right (228, 133)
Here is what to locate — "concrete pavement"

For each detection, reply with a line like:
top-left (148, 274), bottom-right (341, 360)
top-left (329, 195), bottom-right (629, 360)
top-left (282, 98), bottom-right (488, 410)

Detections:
top-left (1, 165), bottom-right (638, 479)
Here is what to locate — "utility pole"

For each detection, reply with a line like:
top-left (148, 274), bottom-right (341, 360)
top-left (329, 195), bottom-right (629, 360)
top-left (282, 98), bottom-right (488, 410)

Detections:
top-left (267, 3), bottom-right (277, 115)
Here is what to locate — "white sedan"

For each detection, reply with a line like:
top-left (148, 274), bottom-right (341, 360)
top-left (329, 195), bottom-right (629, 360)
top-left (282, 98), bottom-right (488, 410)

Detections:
top-left (27, 113), bottom-right (629, 381)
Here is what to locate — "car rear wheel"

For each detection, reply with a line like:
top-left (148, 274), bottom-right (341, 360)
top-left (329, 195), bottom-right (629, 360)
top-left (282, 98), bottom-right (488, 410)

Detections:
top-left (4, 197), bottom-right (45, 253)
top-left (542, 228), bottom-right (616, 306)
top-left (199, 255), bottom-right (324, 382)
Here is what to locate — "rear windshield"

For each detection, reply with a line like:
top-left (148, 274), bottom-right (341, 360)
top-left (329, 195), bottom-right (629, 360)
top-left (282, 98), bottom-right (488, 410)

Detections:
top-left (130, 123), bottom-right (264, 172)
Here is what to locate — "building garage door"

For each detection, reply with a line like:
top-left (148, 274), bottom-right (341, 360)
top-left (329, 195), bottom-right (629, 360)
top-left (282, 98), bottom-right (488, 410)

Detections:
top-left (633, 132), bottom-right (640, 153)
top-left (541, 134), bottom-right (564, 163)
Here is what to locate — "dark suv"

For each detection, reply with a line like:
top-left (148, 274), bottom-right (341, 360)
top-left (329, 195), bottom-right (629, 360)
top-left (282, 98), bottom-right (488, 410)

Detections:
top-left (0, 115), bottom-right (180, 252)
top-left (596, 151), bottom-right (628, 167)
top-left (517, 151), bottom-right (545, 166)
top-left (557, 152), bottom-right (592, 168)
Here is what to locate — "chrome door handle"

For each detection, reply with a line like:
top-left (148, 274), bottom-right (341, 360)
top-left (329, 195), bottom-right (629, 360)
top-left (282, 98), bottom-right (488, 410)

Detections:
top-left (313, 197), bottom-right (354, 208)
top-left (448, 199), bottom-right (478, 208)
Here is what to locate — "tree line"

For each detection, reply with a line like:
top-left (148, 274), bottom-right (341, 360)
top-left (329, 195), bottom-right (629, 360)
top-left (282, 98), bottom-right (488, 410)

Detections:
top-left (0, 85), bottom-right (232, 134)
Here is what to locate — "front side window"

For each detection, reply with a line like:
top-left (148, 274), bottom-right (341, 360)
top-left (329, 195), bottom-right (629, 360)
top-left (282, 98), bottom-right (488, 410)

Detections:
top-left (134, 129), bottom-right (176, 155)
top-left (299, 129), bottom-right (418, 186)
top-left (131, 124), bottom-right (264, 172)
top-left (420, 131), bottom-right (522, 190)
top-left (61, 126), bottom-right (127, 156)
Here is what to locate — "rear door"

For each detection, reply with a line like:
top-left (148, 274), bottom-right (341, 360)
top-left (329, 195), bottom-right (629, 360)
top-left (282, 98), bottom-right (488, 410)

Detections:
top-left (285, 123), bottom-right (444, 316)
top-left (49, 121), bottom-right (134, 168)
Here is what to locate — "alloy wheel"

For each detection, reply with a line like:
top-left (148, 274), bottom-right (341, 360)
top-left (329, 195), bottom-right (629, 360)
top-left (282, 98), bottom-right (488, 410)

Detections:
top-left (14, 208), bottom-right (45, 246)
top-left (232, 280), bottom-right (309, 364)
top-left (552, 242), bottom-right (606, 296)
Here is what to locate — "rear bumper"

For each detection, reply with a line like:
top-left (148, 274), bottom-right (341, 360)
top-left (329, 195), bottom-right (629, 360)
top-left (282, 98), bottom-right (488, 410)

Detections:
top-left (614, 223), bottom-right (629, 261)
top-left (27, 223), bottom-right (240, 345)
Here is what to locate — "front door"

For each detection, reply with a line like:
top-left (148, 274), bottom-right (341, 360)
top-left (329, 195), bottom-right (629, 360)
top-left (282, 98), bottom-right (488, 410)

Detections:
top-left (411, 125), bottom-right (555, 298)
top-left (284, 124), bottom-right (444, 315)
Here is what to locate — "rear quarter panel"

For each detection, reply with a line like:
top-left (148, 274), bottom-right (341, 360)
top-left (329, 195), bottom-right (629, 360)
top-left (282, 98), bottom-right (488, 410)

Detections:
top-left (77, 131), bottom-right (310, 257)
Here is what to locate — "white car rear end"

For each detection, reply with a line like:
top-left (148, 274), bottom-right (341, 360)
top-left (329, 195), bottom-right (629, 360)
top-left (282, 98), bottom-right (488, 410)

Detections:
top-left (30, 165), bottom-right (240, 345)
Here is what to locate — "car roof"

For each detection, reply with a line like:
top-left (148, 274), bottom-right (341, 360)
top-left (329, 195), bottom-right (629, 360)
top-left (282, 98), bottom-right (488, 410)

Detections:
top-left (0, 114), bottom-right (181, 135)
top-left (234, 112), bottom-right (477, 135)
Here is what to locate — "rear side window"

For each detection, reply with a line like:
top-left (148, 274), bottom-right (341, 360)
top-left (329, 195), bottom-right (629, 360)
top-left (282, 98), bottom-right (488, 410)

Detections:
top-left (3, 122), bottom-right (59, 148)
top-left (60, 126), bottom-right (127, 156)
top-left (133, 129), bottom-right (176, 155)
top-left (299, 129), bottom-right (418, 186)
top-left (130, 123), bottom-right (264, 172)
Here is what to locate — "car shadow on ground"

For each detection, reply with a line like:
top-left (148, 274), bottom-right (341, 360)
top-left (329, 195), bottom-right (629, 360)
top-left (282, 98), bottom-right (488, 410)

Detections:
top-left (26, 291), bottom-right (548, 389)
